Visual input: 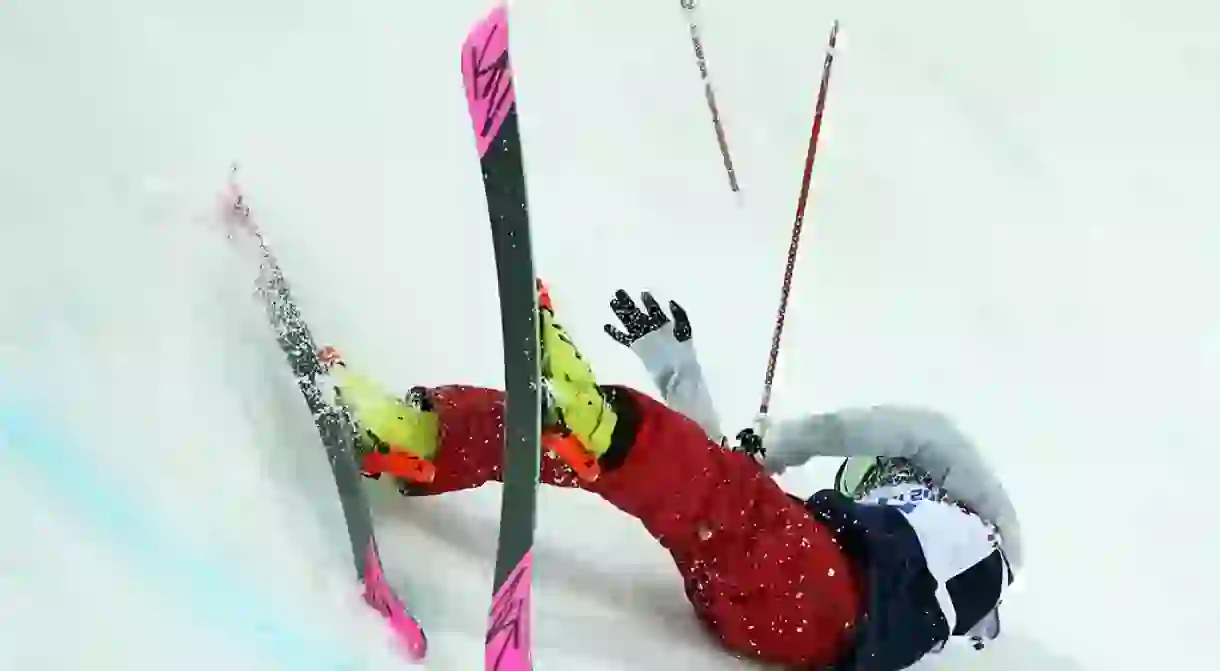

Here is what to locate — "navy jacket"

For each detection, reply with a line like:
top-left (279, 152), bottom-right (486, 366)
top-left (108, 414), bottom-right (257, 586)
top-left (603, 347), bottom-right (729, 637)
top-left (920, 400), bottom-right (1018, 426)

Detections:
top-left (804, 490), bottom-right (1009, 671)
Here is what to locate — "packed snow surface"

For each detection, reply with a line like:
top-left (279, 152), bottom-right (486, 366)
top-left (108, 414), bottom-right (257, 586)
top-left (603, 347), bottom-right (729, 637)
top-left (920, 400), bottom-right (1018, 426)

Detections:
top-left (3, 0), bottom-right (1218, 668)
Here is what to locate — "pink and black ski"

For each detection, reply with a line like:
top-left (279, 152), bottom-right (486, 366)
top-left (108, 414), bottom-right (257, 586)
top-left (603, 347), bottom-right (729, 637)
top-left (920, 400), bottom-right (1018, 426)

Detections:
top-left (461, 6), bottom-right (541, 671)
top-left (221, 175), bottom-right (428, 662)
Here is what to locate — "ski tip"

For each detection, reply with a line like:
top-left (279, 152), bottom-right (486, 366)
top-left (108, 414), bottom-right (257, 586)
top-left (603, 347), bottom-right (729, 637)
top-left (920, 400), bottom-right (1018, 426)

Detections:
top-left (485, 552), bottom-right (533, 671)
top-left (462, 4), bottom-right (515, 159)
top-left (216, 187), bottom-right (253, 240)
top-left (463, 5), bottom-right (509, 56)
top-left (218, 167), bottom-right (268, 243)
top-left (362, 541), bottom-right (428, 660)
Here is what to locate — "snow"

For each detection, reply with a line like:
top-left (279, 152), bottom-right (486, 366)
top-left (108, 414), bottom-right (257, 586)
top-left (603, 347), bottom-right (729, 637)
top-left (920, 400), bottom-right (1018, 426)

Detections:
top-left (2, 0), bottom-right (1218, 669)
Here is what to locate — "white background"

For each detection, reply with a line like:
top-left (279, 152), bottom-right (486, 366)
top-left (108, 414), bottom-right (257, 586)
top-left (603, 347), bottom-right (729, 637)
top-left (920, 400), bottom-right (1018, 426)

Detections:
top-left (2, 0), bottom-right (1217, 668)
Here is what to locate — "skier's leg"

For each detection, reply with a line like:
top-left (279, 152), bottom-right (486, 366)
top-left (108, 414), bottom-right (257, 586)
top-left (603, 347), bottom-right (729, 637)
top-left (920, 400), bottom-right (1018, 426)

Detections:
top-left (322, 348), bottom-right (578, 493)
top-left (585, 387), bottom-right (863, 667)
top-left (401, 385), bottom-right (585, 495)
top-left (341, 369), bottom-right (860, 665)
top-left (527, 290), bottom-right (864, 666)
top-left (424, 383), bottom-right (862, 666)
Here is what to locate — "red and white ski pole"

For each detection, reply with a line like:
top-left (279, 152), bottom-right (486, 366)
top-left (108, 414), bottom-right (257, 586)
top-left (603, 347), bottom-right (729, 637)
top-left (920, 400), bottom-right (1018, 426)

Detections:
top-left (757, 20), bottom-right (840, 428)
top-left (681, 0), bottom-right (740, 193)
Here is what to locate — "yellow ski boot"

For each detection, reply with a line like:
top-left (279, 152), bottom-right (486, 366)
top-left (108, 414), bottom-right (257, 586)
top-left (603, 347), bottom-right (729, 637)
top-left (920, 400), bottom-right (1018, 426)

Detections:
top-left (536, 282), bottom-right (618, 482)
top-left (317, 346), bottom-right (439, 484)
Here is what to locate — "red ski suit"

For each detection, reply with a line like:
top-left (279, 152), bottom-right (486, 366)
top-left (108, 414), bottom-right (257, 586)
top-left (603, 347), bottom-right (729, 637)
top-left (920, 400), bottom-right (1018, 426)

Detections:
top-left (409, 384), bottom-right (863, 667)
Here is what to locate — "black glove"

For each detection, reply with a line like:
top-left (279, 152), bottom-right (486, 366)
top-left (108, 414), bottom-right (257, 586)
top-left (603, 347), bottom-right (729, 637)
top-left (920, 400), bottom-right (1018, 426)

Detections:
top-left (734, 427), bottom-right (766, 459)
top-left (604, 289), bottom-right (692, 347)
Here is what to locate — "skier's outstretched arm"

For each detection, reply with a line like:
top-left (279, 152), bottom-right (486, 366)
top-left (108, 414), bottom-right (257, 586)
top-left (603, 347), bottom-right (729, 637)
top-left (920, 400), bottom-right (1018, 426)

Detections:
top-left (604, 289), bottom-right (724, 444)
top-left (767, 406), bottom-right (1023, 569)
top-left (763, 406), bottom-right (966, 473)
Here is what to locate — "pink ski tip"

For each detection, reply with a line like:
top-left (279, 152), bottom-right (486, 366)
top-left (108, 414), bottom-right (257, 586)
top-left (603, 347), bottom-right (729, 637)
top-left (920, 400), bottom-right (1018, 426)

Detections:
top-left (362, 541), bottom-right (428, 660)
top-left (462, 4), bottom-right (516, 158)
top-left (217, 182), bottom-right (255, 238)
top-left (485, 551), bottom-right (533, 671)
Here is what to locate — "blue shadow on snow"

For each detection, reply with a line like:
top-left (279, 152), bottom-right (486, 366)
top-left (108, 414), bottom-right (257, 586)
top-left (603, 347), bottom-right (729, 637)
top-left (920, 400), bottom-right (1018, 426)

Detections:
top-left (0, 374), bottom-right (369, 670)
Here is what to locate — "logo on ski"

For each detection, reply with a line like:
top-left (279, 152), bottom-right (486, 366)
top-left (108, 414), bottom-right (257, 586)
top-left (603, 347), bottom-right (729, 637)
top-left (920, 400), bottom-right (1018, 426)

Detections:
top-left (485, 554), bottom-right (532, 671)
top-left (468, 28), bottom-right (512, 139)
top-left (462, 6), bottom-right (515, 158)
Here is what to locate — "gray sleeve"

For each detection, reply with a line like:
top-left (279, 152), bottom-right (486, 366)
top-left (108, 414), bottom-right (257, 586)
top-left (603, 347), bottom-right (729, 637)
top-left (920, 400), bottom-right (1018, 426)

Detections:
top-left (629, 330), bottom-right (724, 444)
top-left (764, 406), bottom-right (964, 469)
top-left (765, 406), bottom-right (1024, 569)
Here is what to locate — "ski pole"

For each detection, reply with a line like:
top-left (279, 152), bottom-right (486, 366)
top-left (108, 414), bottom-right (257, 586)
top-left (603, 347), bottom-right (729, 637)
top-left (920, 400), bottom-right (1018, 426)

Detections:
top-left (680, 0), bottom-right (739, 193)
top-left (757, 19), bottom-right (840, 427)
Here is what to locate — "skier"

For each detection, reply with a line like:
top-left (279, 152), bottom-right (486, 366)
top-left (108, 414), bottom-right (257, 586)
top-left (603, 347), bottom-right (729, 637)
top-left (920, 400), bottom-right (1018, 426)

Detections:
top-left (330, 286), bottom-right (1021, 670)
